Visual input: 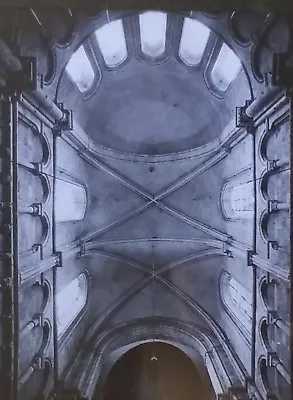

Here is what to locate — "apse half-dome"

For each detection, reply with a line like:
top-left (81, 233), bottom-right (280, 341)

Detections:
top-left (58, 11), bottom-right (251, 155)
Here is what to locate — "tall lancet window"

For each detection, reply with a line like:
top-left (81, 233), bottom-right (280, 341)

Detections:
top-left (95, 19), bottom-right (128, 67)
top-left (179, 18), bottom-right (210, 66)
top-left (211, 43), bottom-right (242, 91)
top-left (66, 45), bottom-right (95, 92)
top-left (56, 273), bottom-right (88, 338)
top-left (55, 177), bottom-right (87, 223)
top-left (139, 11), bottom-right (167, 57)
top-left (220, 271), bottom-right (252, 334)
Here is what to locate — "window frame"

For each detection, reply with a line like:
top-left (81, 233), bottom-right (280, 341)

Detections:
top-left (56, 271), bottom-right (90, 343)
top-left (133, 12), bottom-right (173, 65)
top-left (220, 168), bottom-right (254, 223)
top-left (178, 17), bottom-right (211, 68)
top-left (219, 270), bottom-right (253, 342)
top-left (204, 39), bottom-right (242, 99)
top-left (65, 41), bottom-right (101, 99)
top-left (54, 169), bottom-right (88, 223)
top-left (93, 18), bottom-right (130, 71)
top-left (173, 16), bottom-right (217, 77)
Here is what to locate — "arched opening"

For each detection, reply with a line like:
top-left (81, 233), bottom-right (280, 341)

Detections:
top-left (100, 342), bottom-right (212, 400)
top-left (58, 13), bottom-right (251, 156)
top-left (56, 273), bottom-right (88, 338)
top-left (95, 19), bottom-right (128, 67)
top-left (54, 176), bottom-right (87, 223)
top-left (220, 270), bottom-right (253, 335)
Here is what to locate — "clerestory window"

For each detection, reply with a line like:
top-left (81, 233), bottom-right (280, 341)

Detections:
top-left (66, 46), bottom-right (95, 92)
top-left (95, 19), bottom-right (128, 67)
top-left (221, 180), bottom-right (254, 220)
top-left (179, 18), bottom-right (210, 66)
top-left (139, 11), bottom-right (167, 57)
top-left (211, 43), bottom-right (242, 91)
top-left (56, 273), bottom-right (88, 338)
top-left (55, 177), bottom-right (87, 223)
top-left (220, 271), bottom-right (252, 334)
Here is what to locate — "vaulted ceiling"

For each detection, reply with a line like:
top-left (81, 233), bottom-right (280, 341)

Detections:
top-left (0, 7), bottom-right (290, 400)
top-left (54, 11), bottom-right (256, 367)
top-left (7, 7), bottom-right (289, 394)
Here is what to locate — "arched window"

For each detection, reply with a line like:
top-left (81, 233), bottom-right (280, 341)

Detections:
top-left (95, 19), bottom-right (127, 67)
top-left (55, 177), bottom-right (87, 223)
top-left (220, 271), bottom-right (252, 334)
top-left (56, 273), bottom-right (88, 338)
top-left (221, 179), bottom-right (254, 221)
top-left (66, 45), bottom-right (95, 92)
top-left (179, 18), bottom-right (210, 66)
top-left (211, 43), bottom-right (242, 91)
top-left (139, 11), bottom-right (167, 57)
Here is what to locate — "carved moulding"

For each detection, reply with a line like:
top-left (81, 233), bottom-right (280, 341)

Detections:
top-left (65, 315), bottom-right (248, 398)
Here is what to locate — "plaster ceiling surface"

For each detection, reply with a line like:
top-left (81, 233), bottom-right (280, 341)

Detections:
top-left (84, 66), bottom-right (226, 154)
top-left (77, 125), bottom-right (233, 337)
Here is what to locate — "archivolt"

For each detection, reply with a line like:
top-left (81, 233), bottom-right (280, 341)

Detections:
top-left (65, 317), bottom-right (247, 398)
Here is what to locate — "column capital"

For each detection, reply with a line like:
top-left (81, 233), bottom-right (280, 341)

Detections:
top-left (55, 252), bottom-right (63, 268)
top-left (267, 310), bottom-right (279, 325)
top-left (267, 352), bottom-right (279, 367)
top-left (53, 102), bottom-right (73, 135)
top-left (247, 250), bottom-right (254, 266)
top-left (235, 100), bottom-right (254, 132)
top-left (31, 202), bottom-right (43, 216)
top-left (268, 200), bottom-right (279, 213)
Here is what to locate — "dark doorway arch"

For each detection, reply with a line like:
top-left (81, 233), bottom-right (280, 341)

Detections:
top-left (99, 342), bottom-right (212, 400)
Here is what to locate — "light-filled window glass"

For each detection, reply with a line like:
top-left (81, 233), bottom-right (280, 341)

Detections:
top-left (56, 273), bottom-right (88, 337)
top-left (220, 271), bottom-right (252, 333)
top-left (66, 46), bottom-right (95, 92)
top-left (95, 19), bottom-right (127, 67)
top-left (55, 178), bottom-right (87, 223)
top-left (139, 11), bottom-right (167, 57)
top-left (211, 43), bottom-right (242, 91)
top-left (179, 18), bottom-right (210, 66)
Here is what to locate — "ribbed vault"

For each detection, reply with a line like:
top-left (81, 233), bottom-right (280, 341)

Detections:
top-left (49, 11), bottom-right (289, 397)
top-left (1, 7), bottom-right (290, 400)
